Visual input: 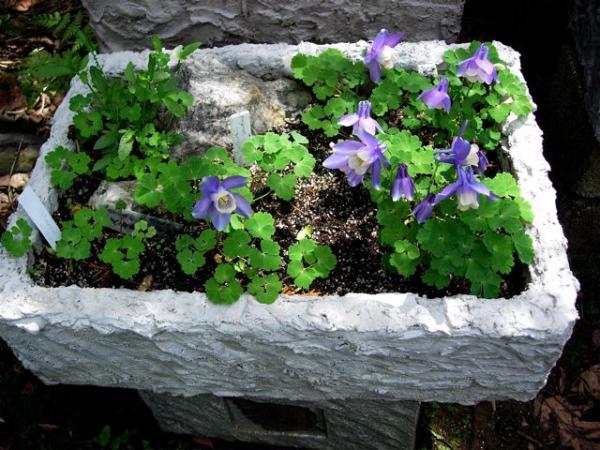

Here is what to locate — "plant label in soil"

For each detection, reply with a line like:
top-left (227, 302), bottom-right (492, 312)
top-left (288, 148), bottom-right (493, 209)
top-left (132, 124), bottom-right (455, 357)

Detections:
top-left (229, 110), bottom-right (252, 164)
top-left (18, 186), bottom-right (61, 249)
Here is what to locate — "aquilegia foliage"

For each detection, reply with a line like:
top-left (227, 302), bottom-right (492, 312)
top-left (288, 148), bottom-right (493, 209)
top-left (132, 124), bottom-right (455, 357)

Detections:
top-left (303, 35), bottom-right (536, 298)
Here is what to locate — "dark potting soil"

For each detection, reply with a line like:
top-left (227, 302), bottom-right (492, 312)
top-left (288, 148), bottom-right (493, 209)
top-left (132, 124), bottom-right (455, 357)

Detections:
top-left (30, 120), bottom-right (527, 299)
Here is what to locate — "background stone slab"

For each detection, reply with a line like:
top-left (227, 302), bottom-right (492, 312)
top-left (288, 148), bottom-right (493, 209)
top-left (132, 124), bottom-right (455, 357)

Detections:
top-left (81, 0), bottom-right (466, 51)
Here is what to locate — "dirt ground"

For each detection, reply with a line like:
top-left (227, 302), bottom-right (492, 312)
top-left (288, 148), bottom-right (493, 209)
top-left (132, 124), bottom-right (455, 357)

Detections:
top-left (1, 0), bottom-right (599, 449)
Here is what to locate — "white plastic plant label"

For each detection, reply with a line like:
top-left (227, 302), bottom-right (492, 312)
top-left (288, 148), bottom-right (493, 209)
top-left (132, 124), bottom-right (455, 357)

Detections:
top-left (229, 110), bottom-right (252, 165)
top-left (18, 186), bottom-right (61, 249)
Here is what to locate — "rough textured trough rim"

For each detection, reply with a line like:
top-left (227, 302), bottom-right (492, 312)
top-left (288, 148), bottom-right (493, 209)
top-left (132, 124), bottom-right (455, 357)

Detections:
top-left (0, 41), bottom-right (579, 404)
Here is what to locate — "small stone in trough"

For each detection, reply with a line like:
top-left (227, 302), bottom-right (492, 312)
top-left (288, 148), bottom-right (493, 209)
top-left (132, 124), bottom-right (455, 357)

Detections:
top-left (88, 180), bottom-right (182, 234)
top-left (171, 54), bottom-right (311, 160)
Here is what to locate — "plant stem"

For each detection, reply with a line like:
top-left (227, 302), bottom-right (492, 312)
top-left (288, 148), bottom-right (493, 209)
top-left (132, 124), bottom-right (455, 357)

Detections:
top-left (252, 190), bottom-right (273, 204)
top-left (427, 162), bottom-right (441, 195)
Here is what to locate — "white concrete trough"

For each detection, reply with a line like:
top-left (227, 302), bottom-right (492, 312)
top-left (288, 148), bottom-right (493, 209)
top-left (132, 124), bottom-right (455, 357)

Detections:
top-left (0, 41), bottom-right (579, 448)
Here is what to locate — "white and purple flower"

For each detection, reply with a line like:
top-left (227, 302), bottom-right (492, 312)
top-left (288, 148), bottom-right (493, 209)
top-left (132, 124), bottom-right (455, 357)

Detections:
top-left (436, 165), bottom-right (496, 211)
top-left (391, 163), bottom-right (416, 201)
top-left (477, 147), bottom-right (489, 173)
top-left (412, 194), bottom-right (437, 224)
top-left (364, 29), bottom-right (404, 83)
top-left (323, 130), bottom-right (390, 190)
top-left (192, 176), bottom-right (253, 231)
top-left (434, 121), bottom-right (487, 173)
top-left (418, 77), bottom-right (451, 113)
top-left (338, 100), bottom-right (384, 135)
top-left (456, 44), bottom-right (498, 85)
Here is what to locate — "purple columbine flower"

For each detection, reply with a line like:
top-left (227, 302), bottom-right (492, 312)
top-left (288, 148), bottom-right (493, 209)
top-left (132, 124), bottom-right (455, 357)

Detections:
top-left (434, 120), bottom-right (480, 169)
top-left (436, 166), bottom-right (496, 211)
top-left (412, 194), bottom-right (437, 224)
top-left (418, 77), bottom-right (451, 113)
top-left (323, 130), bottom-right (390, 190)
top-left (338, 100), bottom-right (384, 135)
top-left (477, 148), bottom-right (489, 173)
top-left (192, 176), bottom-right (253, 231)
top-left (391, 164), bottom-right (416, 201)
top-left (364, 29), bottom-right (404, 83)
top-left (456, 44), bottom-right (498, 85)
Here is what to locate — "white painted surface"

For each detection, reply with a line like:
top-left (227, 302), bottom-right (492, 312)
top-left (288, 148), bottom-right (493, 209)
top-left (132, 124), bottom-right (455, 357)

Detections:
top-left (229, 110), bottom-right (252, 164)
top-left (0, 41), bottom-right (579, 405)
top-left (18, 185), bottom-right (61, 249)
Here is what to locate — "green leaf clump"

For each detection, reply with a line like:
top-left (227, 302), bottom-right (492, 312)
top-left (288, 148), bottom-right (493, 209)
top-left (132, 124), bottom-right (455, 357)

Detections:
top-left (45, 146), bottom-right (91, 189)
top-left (246, 212), bottom-right (275, 240)
top-left (242, 132), bottom-right (315, 200)
top-left (287, 239), bottom-right (337, 289)
top-left (291, 49), bottom-right (367, 101)
top-left (1, 218), bottom-right (33, 257)
top-left (99, 234), bottom-right (145, 279)
top-left (56, 207), bottom-right (111, 260)
top-left (247, 273), bottom-right (283, 304)
top-left (175, 229), bottom-right (216, 275)
top-left (375, 171), bottom-right (534, 298)
top-left (205, 264), bottom-right (243, 304)
top-left (70, 35), bottom-right (197, 179)
top-left (18, 11), bottom-right (97, 105)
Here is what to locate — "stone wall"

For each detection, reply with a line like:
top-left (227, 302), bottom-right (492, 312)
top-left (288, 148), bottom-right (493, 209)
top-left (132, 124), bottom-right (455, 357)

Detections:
top-left (571, 0), bottom-right (600, 141)
top-left (81, 0), bottom-right (465, 51)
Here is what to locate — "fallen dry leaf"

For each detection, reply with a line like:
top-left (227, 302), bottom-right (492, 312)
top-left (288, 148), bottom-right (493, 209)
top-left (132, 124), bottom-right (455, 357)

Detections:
top-left (27, 92), bottom-right (56, 123)
top-left (539, 396), bottom-right (600, 450)
top-left (20, 381), bottom-right (36, 395)
top-left (592, 329), bottom-right (600, 349)
top-left (192, 435), bottom-right (214, 448)
top-left (559, 367), bottom-right (568, 395)
top-left (13, 0), bottom-right (47, 11)
top-left (574, 365), bottom-right (600, 400)
top-left (0, 193), bottom-right (11, 213)
top-left (37, 423), bottom-right (60, 432)
top-left (137, 274), bottom-right (154, 292)
top-left (0, 173), bottom-right (29, 190)
top-left (533, 395), bottom-right (543, 418)
top-left (0, 77), bottom-right (26, 115)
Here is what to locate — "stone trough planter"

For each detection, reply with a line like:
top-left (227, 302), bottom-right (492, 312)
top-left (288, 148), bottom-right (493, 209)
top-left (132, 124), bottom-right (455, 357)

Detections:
top-left (0, 41), bottom-right (579, 449)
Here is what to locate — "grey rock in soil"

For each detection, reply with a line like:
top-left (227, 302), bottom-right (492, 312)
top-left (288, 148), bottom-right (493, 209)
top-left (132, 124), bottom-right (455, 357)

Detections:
top-left (88, 180), bottom-right (182, 233)
top-left (0, 133), bottom-right (43, 175)
top-left (81, 0), bottom-right (465, 52)
top-left (171, 53), bottom-right (311, 161)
